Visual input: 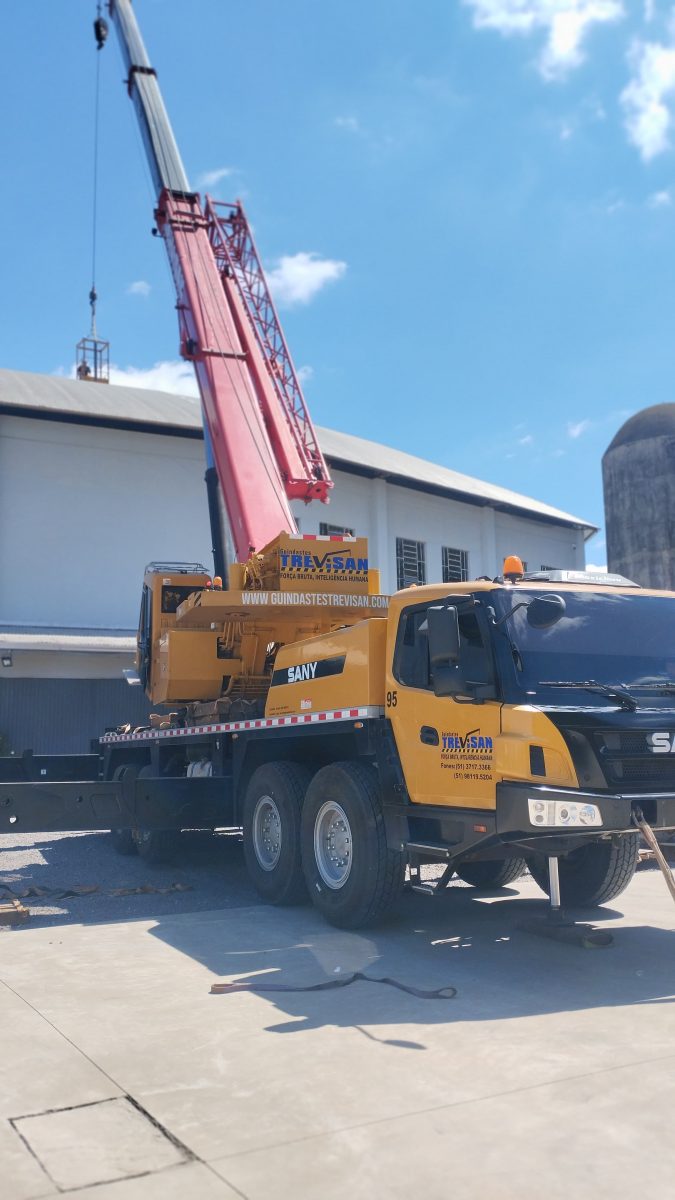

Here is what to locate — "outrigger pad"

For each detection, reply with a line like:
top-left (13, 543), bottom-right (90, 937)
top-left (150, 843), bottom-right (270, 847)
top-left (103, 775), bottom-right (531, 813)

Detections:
top-left (518, 917), bottom-right (613, 949)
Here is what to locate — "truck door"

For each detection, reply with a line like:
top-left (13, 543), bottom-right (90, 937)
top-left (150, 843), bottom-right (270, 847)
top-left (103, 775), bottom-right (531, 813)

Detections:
top-left (387, 600), bottom-right (501, 810)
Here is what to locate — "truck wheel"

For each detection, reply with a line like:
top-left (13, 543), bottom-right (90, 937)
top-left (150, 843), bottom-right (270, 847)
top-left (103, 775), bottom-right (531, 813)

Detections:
top-left (529, 833), bottom-right (640, 907)
top-left (301, 761), bottom-right (405, 929)
top-left (133, 767), bottom-right (182, 864)
top-left (243, 761), bottom-right (312, 904)
top-left (455, 857), bottom-right (527, 889)
top-left (110, 764), bottom-right (139, 856)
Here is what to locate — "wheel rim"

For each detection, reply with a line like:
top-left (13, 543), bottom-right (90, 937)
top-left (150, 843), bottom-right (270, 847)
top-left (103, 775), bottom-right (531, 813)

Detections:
top-left (314, 801), bottom-right (352, 890)
top-left (252, 795), bottom-right (282, 871)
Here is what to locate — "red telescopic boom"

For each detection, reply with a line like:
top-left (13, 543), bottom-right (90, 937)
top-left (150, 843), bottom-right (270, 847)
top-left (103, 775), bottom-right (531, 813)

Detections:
top-left (107, 0), bottom-right (331, 562)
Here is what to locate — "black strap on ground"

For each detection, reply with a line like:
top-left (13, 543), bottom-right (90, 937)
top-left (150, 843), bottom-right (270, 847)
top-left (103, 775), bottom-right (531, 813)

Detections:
top-left (211, 972), bottom-right (457, 1000)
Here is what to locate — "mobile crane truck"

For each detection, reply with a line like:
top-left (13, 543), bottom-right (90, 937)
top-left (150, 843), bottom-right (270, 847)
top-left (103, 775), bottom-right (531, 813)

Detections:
top-left (2, 1), bottom-right (675, 932)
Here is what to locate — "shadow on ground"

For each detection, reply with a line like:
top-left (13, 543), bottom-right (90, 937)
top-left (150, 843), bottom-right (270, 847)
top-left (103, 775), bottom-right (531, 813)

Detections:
top-left (150, 871), bottom-right (675, 1042)
top-left (0, 830), bottom-right (260, 925)
top-left (3, 832), bottom-right (675, 1042)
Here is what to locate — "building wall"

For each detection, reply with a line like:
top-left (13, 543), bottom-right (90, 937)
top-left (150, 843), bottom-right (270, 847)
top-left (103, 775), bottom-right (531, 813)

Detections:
top-left (0, 410), bottom-right (585, 752)
top-left (1, 413), bottom-right (584, 634)
top-left (0, 678), bottom-right (152, 755)
top-left (292, 472), bottom-right (584, 591)
top-left (0, 414), bottom-right (213, 631)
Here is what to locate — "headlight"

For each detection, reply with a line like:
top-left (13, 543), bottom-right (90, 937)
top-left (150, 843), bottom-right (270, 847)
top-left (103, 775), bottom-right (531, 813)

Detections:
top-left (528, 798), bottom-right (602, 828)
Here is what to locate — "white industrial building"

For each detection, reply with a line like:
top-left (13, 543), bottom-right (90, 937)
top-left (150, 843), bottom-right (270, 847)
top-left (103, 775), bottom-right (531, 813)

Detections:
top-left (0, 369), bottom-right (595, 751)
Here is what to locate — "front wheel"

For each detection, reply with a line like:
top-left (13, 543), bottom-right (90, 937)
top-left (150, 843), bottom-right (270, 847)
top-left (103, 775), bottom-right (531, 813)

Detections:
top-left (243, 761), bottom-right (311, 905)
top-left (529, 834), bottom-right (640, 907)
top-left (301, 761), bottom-right (404, 929)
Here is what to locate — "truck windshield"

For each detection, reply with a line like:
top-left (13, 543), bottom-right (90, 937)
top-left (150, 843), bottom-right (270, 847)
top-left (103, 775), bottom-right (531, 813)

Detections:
top-left (491, 589), bottom-right (675, 703)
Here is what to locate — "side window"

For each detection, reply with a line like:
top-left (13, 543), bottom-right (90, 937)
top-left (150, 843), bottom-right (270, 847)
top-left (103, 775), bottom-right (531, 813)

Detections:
top-left (394, 603), bottom-right (493, 690)
top-left (457, 610), bottom-right (492, 684)
top-left (394, 607), bottom-right (431, 689)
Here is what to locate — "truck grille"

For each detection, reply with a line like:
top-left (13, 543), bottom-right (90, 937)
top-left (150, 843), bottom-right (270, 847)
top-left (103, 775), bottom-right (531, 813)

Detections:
top-left (593, 729), bottom-right (675, 792)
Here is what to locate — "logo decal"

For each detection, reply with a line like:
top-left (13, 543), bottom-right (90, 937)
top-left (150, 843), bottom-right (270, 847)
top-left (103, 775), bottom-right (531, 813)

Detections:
top-left (649, 731), bottom-right (675, 753)
top-left (270, 655), bottom-right (346, 688)
top-left (440, 727), bottom-right (494, 782)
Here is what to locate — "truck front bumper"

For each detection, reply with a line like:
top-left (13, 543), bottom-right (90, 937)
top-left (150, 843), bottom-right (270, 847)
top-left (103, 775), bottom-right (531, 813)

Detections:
top-left (496, 782), bottom-right (675, 843)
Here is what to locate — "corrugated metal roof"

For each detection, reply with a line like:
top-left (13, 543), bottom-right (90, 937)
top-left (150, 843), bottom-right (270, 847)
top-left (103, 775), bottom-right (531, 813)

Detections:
top-left (316, 426), bottom-right (594, 532)
top-left (0, 368), bottom-right (202, 431)
top-left (0, 368), bottom-right (595, 533)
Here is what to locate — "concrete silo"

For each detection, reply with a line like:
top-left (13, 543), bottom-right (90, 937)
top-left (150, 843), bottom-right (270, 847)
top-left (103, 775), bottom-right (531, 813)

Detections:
top-left (603, 404), bottom-right (675, 589)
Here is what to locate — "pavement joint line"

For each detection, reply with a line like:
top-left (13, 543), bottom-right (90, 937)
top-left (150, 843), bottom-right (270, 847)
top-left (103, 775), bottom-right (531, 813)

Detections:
top-left (209, 1045), bottom-right (675, 1164)
top-left (0, 976), bottom-right (249, 1200)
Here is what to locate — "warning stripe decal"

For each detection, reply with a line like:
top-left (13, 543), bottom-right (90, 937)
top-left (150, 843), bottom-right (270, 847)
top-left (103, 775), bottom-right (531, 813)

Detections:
top-left (100, 706), bottom-right (384, 745)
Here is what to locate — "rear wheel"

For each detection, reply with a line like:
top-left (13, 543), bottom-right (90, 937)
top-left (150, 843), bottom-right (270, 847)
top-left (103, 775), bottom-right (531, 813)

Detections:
top-left (301, 760), bottom-right (404, 929)
top-left (133, 766), bottom-right (182, 864)
top-left (529, 834), bottom-right (640, 907)
top-left (110, 764), bottom-right (139, 856)
top-left (243, 761), bottom-right (311, 905)
top-left (455, 857), bottom-right (527, 889)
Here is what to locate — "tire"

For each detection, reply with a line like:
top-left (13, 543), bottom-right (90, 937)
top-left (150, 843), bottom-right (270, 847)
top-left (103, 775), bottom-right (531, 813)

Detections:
top-left (133, 766), bottom-right (182, 864)
top-left (243, 761), bottom-right (312, 905)
top-left (301, 760), bottom-right (405, 930)
top-left (455, 857), bottom-right (527, 889)
top-left (110, 764), bottom-right (140, 856)
top-left (529, 834), bottom-right (640, 907)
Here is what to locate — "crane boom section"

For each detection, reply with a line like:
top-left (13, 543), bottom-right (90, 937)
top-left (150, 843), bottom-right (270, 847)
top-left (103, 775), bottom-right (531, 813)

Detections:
top-left (158, 191), bottom-right (297, 557)
top-left (108, 0), bottom-right (331, 559)
top-left (108, 0), bottom-right (188, 195)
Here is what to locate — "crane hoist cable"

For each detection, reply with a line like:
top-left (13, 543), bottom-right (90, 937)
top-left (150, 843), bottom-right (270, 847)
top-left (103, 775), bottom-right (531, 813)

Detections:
top-left (89, 5), bottom-right (109, 337)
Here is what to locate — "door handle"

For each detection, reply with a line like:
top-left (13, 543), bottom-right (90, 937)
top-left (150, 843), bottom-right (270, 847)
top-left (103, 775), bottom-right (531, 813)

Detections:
top-left (420, 726), bottom-right (439, 746)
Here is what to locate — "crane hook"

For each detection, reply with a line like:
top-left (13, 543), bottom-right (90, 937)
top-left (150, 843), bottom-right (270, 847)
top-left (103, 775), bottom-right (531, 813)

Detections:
top-left (94, 9), bottom-right (109, 51)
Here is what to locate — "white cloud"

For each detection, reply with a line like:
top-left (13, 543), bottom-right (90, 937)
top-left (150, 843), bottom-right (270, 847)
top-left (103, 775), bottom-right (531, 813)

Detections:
top-left (334, 116), bottom-right (361, 133)
top-left (621, 37), bottom-right (675, 159)
top-left (107, 359), bottom-right (200, 397)
top-left (297, 364), bottom-right (314, 385)
top-left (648, 188), bottom-right (672, 206)
top-left (462, 0), bottom-right (624, 80)
top-left (568, 418), bottom-right (592, 437)
top-left (197, 166), bottom-right (235, 189)
top-left (518, 433), bottom-right (534, 445)
top-left (127, 279), bottom-right (151, 298)
top-left (585, 561), bottom-right (608, 571)
top-left (560, 120), bottom-right (574, 139)
top-left (267, 252), bottom-right (347, 307)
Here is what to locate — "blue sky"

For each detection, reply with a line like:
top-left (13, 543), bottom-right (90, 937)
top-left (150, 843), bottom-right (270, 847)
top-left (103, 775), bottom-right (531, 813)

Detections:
top-left (4, 2), bottom-right (675, 566)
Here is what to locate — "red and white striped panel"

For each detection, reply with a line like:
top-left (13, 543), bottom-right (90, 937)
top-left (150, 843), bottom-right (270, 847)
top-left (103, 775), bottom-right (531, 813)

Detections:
top-left (100, 706), bottom-right (384, 745)
top-left (286, 533), bottom-right (356, 542)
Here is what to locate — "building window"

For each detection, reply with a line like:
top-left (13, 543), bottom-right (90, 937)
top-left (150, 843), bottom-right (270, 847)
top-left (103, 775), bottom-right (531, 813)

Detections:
top-left (319, 522), bottom-right (355, 537)
top-left (396, 538), bottom-right (426, 589)
top-left (442, 546), bottom-right (469, 583)
top-left (540, 564), bottom-right (557, 571)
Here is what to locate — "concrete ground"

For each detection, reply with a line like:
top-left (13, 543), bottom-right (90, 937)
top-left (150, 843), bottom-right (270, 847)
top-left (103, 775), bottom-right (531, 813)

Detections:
top-left (1, 832), bottom-right (675, 1200)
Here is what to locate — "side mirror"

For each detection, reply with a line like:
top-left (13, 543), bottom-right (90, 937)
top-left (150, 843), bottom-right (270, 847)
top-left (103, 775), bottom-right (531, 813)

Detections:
top-left (527, 594), bottom-right (566, 629)
top-left (427, 606), bottom-right (467, 697)
top-left (427, 605), bottom-right (460, 668)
